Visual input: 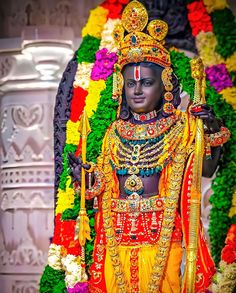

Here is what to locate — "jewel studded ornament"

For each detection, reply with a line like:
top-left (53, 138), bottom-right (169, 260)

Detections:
top-left (112, 0), bottom-right (172, 107)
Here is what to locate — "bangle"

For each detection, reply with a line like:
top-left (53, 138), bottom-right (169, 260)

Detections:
top-left (86, 162), bottom-right (95, 173)
top-left (85, 167), bottom-right (105, 200)
top-left (205, 126), bottom-right (230, 147)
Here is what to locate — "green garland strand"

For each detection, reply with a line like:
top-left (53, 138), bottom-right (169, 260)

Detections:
top-left (87, 74), bottom-right (119, 162)
top-left (170, 50), bottom-right (195, 100)
top-left (211, 8), bottom-right (236, 59)
top-left (77, 35), bottom-right (101, 64)
top-left (205, 84), bottom-right (236, 264)
top-left (170, 49), bottom-right (236, 264)
top-left (58, 144), bottom-right (77, 191)
top-left (40, 265), bottom-right (66, 293)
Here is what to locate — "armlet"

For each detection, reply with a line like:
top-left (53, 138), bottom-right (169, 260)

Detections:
top-left (204, 126), bottom-right (230, 147)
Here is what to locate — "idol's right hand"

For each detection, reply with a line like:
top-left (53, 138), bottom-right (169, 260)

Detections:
top-left (68, 152), bottom-right (91, 184)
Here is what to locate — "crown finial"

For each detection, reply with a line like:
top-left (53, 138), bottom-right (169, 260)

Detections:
top-left (121, 0), bottom-right (148, 33)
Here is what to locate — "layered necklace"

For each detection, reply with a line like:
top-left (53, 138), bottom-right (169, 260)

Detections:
top-left (109, 114), bottom-right (185, 195)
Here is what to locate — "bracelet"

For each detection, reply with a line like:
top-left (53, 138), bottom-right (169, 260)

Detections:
top-left (86, 162), bottom-right (96, 173)
top-left (85, 167), bottom-right (105, 200)
top-left (205, 126), bottom-right (230, 147)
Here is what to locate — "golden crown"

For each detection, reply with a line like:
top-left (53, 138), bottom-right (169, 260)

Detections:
top-left (113, 0), bottom-right (171, 69)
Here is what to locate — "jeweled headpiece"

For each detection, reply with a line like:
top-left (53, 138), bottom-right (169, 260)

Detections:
top-left (113, 0), bottom-right (171, 69)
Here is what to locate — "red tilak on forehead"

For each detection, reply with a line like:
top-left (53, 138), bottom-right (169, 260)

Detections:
top-left (134, 65), bottom-right (141, 81)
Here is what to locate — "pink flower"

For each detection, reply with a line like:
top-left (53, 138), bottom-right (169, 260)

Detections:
top-left (91, 48), bottom-right (118, 81)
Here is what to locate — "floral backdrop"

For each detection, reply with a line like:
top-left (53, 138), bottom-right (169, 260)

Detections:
top-left (40, 0), bottom-right (236, 292)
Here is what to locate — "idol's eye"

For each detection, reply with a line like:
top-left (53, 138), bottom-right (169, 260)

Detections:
top-left (127, 81), bottom-right (135, 88)
top-left (142, 79), bottom-right (153, 87)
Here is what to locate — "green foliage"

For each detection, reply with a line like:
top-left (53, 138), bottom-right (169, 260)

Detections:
top-left (211, 8), bottom-right (236, 59)
top-left (39, 265), bottom-right (66, 293)
top-left (77, 35), bottom-right (101, 63)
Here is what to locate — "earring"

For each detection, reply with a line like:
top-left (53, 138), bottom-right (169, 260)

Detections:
top-left (161, 67), bottom-right (174, 115)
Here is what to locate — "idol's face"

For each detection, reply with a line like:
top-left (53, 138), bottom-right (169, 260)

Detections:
top-left (123, 64), bottom-right (164, 114)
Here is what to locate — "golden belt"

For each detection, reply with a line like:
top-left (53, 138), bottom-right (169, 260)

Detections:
top-left (111, 193), bottom-right (164, 213)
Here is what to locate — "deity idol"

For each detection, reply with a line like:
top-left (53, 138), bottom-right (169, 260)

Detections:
top-left (45, 1), bottom-right (231, 292)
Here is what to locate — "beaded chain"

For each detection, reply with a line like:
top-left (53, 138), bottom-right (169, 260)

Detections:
top-left (109, 118), bottom-right (185, 178)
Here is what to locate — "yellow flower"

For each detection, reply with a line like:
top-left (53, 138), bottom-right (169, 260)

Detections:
top-left (66, 120), bottom-right (80, 145)
top-left (82, 6), bottom-right (109, 39)
top-left (203, 0), bottom-right (228, 13)
top-left (226, 52), bottom-right (236, 72)
top-left (84, 80), bottom-right (106, 118)
top-left (228, 190), bottom-right (236, 218)
top-left (196, 32), bottom-right (224, 67)
top-left (100, 18), bottom-right (121, 52)
top-left (73, 62), bottom-right (93, 90)
top-left (220, 87), bottom-right (236, 109)
top-left (56, 184), bottom-right (75, 215)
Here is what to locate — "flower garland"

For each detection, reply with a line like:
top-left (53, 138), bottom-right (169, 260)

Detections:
top-left (212, 224), bottom-right (236, 292)
top-left (40, 1), bottom-right (125, 292)
top-left (186, 0), bottom-right (236, 266)
top-left (40, 1), bottom-right (236, 292)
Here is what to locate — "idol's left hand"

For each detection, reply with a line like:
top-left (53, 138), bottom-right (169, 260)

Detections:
top-left (190, 104), bottom-right (220, 133)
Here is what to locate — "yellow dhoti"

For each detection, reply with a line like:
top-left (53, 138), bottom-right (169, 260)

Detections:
top-left (105, 242), bottom-right (183, 293)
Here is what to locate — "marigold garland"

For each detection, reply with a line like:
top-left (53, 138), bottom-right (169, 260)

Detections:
top-left (195, 32), bottom-right (223, 66)
top-left (84, 80), bottom-right (106, 117)
top-left (69, 87), bottom-right (88, 122)
top-left (228, 191), bottom-right (236, 219)
top-left (226, 52), bottom-right (236, 73)
top-left (203, 0), bottom-right (228, 13)
top-left (55, 186), bottom-right (75, 215)
top-left (219, 87), bottom-right (236, 109)
top-left (66, 120), bottom-right (81, 145)
top-left (186, 1), bottom-right (213, 36)
top-left (82, 6), bottom-right (109, 39)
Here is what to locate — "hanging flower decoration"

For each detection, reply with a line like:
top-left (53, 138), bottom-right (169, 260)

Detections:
top-left (73, 64), bottom-right (94, 90)
top-left (91, 48), bottom-right (118, 81)
top-left (225, 52), bottom-right (236, 72)
top-left (82, 6), bottom-right (109, 39)
top-left (195, 32), bottom-right (223, 66)
top-left (99, 18), bottom-right (122, 52)
top-left (186, 1), bottom-right (213, 36)
top-left (205, 64), bottom-right (233, 93)
top-left (228, 191), bottom-right (236, 219)
top-left (203, 0), bottom-right (228, 13)
top-left (221, 224), bottom-right (236, 264)
top-left (101, 0), bottom-right (129, 19)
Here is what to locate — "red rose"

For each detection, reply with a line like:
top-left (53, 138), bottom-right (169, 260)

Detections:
top-left (101, 2), bottom-right (123, 19)
top-left (52, 214), bottom-right (63, 245)
top-left (225, 224), bottom-right (236, 245)
top-left (119, 0), bottom-right (129, 3)
top-left (67, 240), bottom-right (81, 256)
top-left (187, 1), bottom-right (213, 36)
top-left (70, 86), bottom-right (88, 123)
top-left (221, 244), bottom-right (236, 264)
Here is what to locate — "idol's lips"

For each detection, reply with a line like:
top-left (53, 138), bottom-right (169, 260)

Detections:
top-left (132, 97), bottom-right (145, 102)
